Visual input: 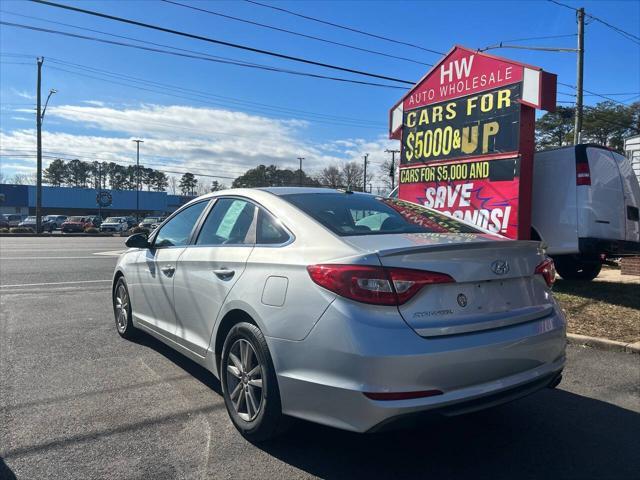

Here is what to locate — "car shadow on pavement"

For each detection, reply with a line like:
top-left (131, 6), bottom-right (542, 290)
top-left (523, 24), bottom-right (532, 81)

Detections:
top-left (0, 457), bottom-right (17, 480)
top-left (259, 389), bottom-right (640, 479)
top-left (131, 331), bottom-right (223, 396)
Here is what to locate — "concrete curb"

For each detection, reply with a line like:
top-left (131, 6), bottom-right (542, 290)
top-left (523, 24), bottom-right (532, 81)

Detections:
top-left (567, 333), bottom-right (640, 354)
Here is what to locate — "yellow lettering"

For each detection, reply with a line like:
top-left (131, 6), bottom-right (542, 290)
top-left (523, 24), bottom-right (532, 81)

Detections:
top-left (432, 106), bottom-right (443, 123)
top-left (419, 108), bottom-right (429, 126)
top-left (480, 93), bottom-right (494, 112)
top-left (482, 122), bottom-right (500, 153)
top-left (461, 126), bottom-right (479, 154)
top-left (497, 89), bottom-right (511, 109)
top-left (445, 102), bottom-right (456, 120)
top-left (406, 111), bottom-right (416, 128)
top-left (466, 96), bottom-right (478, 116)
top-left (405, 132), bottom-right (414, 161)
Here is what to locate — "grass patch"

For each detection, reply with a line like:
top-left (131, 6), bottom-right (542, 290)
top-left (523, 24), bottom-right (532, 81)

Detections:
top-left (554, 278), bottom-right (640, 343)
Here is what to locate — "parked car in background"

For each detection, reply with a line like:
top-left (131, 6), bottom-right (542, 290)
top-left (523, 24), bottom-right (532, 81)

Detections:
top-left (125, 216), bottom-right (138, 229)
top-left (19, 216), bottom-right (56, 233)
top-left (149, 218), bottom-right (166, 230)
top-left (100, 217), bottom-right (129, 233)
top-left (61, 216), bottom-right (92, 233)
top-left (0, 216), bottom-right (10, 229)
top-left (86, 216), bottom-right (102, 228)
top-left (138, 216), bottom-right (163, 230)
top-left (3, 214), bottom-right (25, 227)
top-left (45, 215), bottom-right (67, 229)
top-left (113, 188), bottom-right (565, 441)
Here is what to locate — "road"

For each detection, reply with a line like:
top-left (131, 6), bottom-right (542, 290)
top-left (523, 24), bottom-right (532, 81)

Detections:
top-left (1, 236), bottom-right (639, 479)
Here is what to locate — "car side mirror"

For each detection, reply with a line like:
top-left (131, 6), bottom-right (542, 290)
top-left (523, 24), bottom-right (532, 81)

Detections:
top-left (125, 233), bottom-right (150, 249)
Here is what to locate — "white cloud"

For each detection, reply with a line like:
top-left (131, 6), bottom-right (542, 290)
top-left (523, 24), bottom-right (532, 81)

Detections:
top-left (11, 88), bottom-right (36, 100)
top-left (82, 100), bottom-right (106, 107)
top-left (1, 103), bottom-right (398, 187)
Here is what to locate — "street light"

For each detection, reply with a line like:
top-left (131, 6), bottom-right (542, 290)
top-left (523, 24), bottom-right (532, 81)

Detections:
top-left (41, 88), bottom-right (57, 121)
top-left (132, 139), bottom-right (144, 222)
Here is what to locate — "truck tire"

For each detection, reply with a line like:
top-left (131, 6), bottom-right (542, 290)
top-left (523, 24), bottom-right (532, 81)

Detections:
top-left (554, 255), bottom-right (602, 281)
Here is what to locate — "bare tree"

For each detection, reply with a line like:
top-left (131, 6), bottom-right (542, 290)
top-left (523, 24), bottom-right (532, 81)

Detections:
top-left (11, 172), bottom-right (37, 185)
top-left (168, 175), bottom-right (179, 195)
top-left (341, 161), bottom-right (363, 191)
top-left (318, 165), bottom-right (344, 188)
top-left (379, 158), bottom-right (398, 191)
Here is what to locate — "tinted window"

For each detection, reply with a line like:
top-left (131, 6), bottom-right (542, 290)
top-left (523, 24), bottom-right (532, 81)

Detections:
top-left (283, 193), bottom-right (481, 236)
top-left (257, 209), bottom-right (290, 245)
top-left (154, 201), bottom-right (208, 247)
top-left (196, 198), bottom-right (256, 246)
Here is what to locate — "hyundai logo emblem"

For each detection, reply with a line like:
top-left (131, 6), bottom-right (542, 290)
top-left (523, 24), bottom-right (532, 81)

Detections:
top-left (457, 293), bottom-right (468, 307)
top-left (491, 259), bottom-right (510, 275)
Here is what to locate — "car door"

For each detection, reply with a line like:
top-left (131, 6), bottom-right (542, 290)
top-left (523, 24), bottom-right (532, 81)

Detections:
top-left (172, 197), bottom-right (257, 356)
top-left (128, 200), bottom-right (210, 337)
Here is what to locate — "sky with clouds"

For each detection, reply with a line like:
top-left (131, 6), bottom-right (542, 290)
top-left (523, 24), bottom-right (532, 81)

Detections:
top-left (1, 0), bottom-right (639, 190)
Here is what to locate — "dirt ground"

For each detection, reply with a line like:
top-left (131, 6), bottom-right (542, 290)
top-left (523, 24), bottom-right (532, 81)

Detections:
top-left (554, 267), bottom-right (640, 343)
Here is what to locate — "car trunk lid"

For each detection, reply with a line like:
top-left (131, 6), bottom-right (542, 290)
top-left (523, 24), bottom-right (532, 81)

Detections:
top-left (345, 233), bottom-right (553, 337)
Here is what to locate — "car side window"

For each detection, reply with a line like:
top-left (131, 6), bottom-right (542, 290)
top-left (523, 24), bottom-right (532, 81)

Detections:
top-left (154, 201), bottom-right (209, 248)
top-left (256, 209), bottom-right (290, 245)
top-left (196, 198), bottom-right (256, 246)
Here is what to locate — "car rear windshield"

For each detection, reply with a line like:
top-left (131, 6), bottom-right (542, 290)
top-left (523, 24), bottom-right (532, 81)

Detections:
top-left (282, 193), bottom-right (481, 236)
top-left (67, 216), bottom-right (83, 222)
top-left (104, 217), bottom-right (121, 223)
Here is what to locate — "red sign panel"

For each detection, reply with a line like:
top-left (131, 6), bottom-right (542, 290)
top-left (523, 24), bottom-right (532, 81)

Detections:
top-left (403, 48), bottom-right (524, 111)
top-left (390, 46), bottom-right (556, 240)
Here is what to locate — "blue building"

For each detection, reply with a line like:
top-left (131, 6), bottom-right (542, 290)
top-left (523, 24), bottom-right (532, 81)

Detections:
top-left (0, 184), bottom-right (193, 217)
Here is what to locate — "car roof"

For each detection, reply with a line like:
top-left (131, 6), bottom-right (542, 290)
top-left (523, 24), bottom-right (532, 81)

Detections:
top-left (258, 187), bottom-right (370, 196)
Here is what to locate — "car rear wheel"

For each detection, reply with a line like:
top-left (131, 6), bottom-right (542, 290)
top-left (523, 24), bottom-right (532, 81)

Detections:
top-left (221, 322), bottom-right (288, 442)
top-left (554, 255), bottom-right (602, 281)
top-left (113, 277), bottom-right (138, 339)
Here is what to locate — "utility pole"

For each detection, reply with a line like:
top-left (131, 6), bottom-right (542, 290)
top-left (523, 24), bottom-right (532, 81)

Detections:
top-left (574, 7), bottom-right (585, 145)
top-left (362, 153), bottom-right (369, 192)
top-left (132, 139), bottom-right (143, 221)
top-left (385, 149), bottom-right (400, 190)
top-left (297, 157), bottom-right (305, 186)
top-left (35, 57), bottom-right (43, 234)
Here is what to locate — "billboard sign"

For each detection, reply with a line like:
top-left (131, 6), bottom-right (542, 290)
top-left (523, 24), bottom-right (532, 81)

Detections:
top-left (389, 46), bottom-right (556, 239)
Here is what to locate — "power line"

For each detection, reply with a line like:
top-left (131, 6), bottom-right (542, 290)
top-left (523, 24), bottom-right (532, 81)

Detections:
top-left (160, 0), bottom-right (432, 67)
top-left (558, 81), bottom-right (636, 105)
top-left (28, 0), bottom-right (415, 85)
top-left (497, 33), bottom-right (577, 43)
top-left (0, 21), bottom-right (407, 91)
top-left (547, 0), bottom-right (640, 45)
top-left (243, 0), bottom-right (445, 56)
top-left (43, 64), bottom-right (387, 130)
top-left (42, 57), bottom-right (384, 126)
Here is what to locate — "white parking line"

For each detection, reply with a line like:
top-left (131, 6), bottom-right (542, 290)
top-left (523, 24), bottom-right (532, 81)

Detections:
top-left (0, 256), bottom-right (113, 260)
top-left (93, 250), bottom-right (127, 256)
top-left (0, 279), bottom-right (112, 288)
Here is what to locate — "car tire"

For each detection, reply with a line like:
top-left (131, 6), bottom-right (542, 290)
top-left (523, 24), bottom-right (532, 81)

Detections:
top-left (554, 255), bottom-right (602, 281)
top-left (113, 277), bottom-right (138, 340)
top-left (220, 322), bottom-right (288, 442)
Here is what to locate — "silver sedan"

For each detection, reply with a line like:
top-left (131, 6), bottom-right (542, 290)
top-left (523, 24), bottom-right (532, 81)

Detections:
top-left (113, 188), bottom-right (566, 441)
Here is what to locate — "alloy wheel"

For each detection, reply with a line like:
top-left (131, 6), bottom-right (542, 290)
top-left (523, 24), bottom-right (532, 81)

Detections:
top-left (226, 338), bottom-right (264, 422)
top-left (114, 284), bottom-right (129, 333)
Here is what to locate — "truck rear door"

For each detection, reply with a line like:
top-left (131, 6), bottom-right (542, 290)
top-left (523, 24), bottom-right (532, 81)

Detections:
top-left (578, 147), bottom-right (625, 241)
top-left (611, 151), bottom-right (640, 243)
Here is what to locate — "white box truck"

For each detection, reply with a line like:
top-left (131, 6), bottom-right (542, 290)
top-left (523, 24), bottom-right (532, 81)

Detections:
top-left (532, 144), bottom-right (640, 280)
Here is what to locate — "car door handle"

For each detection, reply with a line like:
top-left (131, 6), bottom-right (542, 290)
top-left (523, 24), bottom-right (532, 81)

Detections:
top-left (213, 268), bottom-right (235, 280)
top-left (161, 265), bottom-right (176, 277)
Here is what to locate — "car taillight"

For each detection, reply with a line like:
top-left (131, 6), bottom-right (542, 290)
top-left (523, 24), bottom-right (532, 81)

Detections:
top-left (307, 264), bottom-right (454, 306)
top-left (535, 258), bottom-right (556, 287)
top-left (576, 162), bottom-right (591, 186)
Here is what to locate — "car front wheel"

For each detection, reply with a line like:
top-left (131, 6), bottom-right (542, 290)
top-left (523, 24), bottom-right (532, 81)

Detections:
top-left (113, 277), bottom-right (138, 339)
top-left (221, 322), bottom-right (288, 442)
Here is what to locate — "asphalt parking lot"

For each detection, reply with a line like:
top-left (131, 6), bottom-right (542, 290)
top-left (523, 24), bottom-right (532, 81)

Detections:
top-left (1, 236), bottom-right (639, 479)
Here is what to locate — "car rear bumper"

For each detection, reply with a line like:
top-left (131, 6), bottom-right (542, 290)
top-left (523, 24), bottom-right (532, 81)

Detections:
top-left (579, 237), bottom-right (640, 256)
top-left (267, 298), bottom-right (566, 432)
